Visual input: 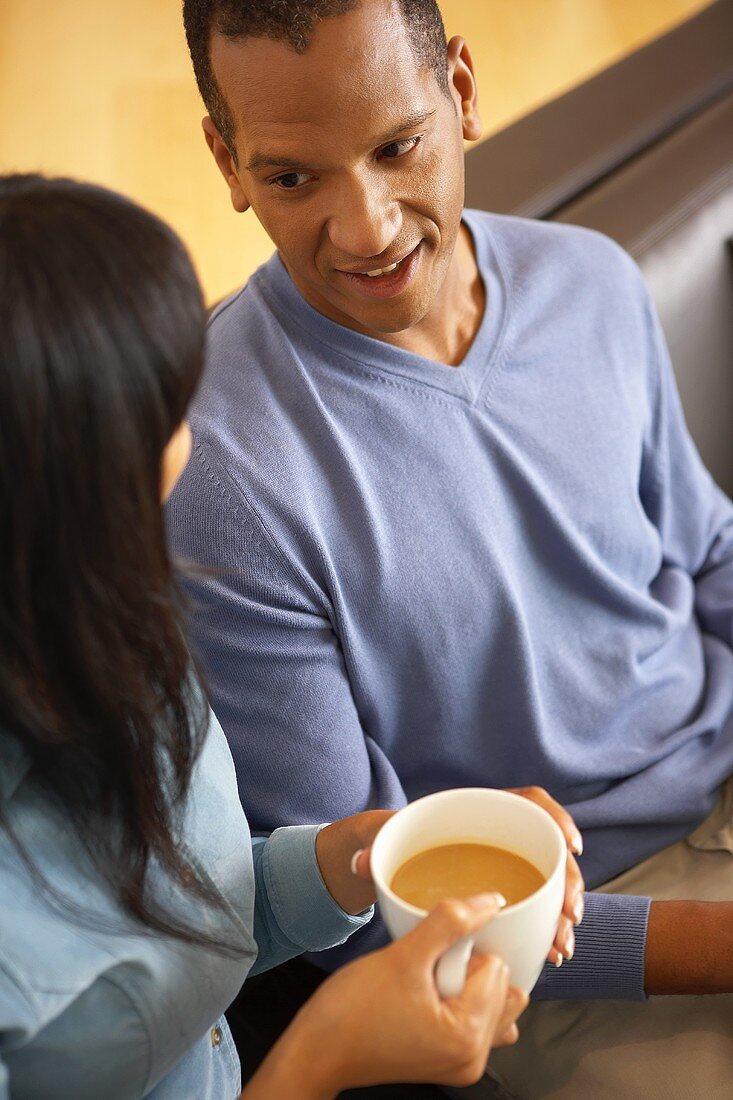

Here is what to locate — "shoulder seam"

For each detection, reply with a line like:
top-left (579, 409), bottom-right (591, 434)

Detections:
top-left (206, 282), bottom-right (251, 332)
top-left (189, 441), bottom-right (330, 611)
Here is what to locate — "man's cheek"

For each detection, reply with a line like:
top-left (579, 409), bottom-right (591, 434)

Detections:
top-left (409, 155), bottom-right (460, 224)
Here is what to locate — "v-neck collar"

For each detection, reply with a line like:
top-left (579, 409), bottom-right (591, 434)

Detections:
top-left (258, 209), bottom-right (511, 405)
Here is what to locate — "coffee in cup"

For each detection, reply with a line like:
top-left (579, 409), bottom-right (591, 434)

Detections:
top-left (390, 841), bottom-right (546, 910)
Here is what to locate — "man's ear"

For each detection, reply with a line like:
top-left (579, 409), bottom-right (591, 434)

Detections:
top-left (446, 37), bottom-right (482, 144)
top-left (202, 116), bottom-right (250, 213)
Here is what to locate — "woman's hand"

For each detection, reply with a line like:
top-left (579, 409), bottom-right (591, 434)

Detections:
top-left (505, 787), bottom-right (585, 966)
top-left (244, 893), bottom-right (528, 1099)
top-left (318, 786), bottom-right (585, 964)
top-left (315, 809), bottom-right (395, 914)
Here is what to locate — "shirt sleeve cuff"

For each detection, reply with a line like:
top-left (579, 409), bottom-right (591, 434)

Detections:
top-left (260, 824), bottom-right (374, 953)
top-left (532, 892), bottom-right (652, 1001)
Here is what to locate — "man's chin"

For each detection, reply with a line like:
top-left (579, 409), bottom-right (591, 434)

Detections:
top-left (289, 256), bottom-right (439, 338)
top-left (335, 293), bottom-right (433, 338)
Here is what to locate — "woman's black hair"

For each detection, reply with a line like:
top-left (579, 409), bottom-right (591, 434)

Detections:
top-left (0, 174), bottom-right (227, 945)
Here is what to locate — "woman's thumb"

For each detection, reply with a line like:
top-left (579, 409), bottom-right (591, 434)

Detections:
top-left (404, 893), bottom-right (506, 961)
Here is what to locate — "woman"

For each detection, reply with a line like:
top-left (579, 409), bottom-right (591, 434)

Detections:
top-left (0, 174), bottom-right (572, 1099)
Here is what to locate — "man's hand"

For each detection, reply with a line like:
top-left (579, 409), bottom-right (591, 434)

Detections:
top-left (645, 900), bottom-right (733, 994)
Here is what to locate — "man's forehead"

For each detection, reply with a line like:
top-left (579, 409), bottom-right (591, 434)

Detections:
top-left (210, 0), bottom-right (412, 86)
top-left (209, 3), bottom-right (438, 153)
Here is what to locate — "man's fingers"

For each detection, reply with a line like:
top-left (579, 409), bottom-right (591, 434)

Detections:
top-left (509, 786), bottom-right (583, 856)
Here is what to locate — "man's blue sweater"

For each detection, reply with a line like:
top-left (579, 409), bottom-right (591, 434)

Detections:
top-left (167, 210), bottom-right (733, 1000)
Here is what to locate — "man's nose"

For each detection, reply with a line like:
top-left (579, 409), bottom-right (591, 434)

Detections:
top-left (326, 176), bottom-right (402, 261)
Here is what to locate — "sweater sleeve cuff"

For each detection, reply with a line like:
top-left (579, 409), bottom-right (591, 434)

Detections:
top-left (261, 824), bottom-right (373, 953)
top-left (532, 892), bottom-right (652, 1001)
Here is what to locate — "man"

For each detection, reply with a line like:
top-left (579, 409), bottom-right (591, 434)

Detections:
top-left (169, 1), bottom-right (733, 1096)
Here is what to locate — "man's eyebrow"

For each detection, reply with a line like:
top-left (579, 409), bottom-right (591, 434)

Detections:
top-left (245, 109), bottom-right (437, 175)
top-left (372, 109), bottom-right (436, 148)
top-left (245, 153), bottom-right (311, 174)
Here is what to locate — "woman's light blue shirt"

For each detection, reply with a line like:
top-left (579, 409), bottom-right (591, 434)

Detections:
top-left (0, 710), bottom-right (372, 1098)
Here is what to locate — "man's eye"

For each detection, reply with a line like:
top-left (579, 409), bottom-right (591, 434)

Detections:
top-left (379, 136), bottom-right (421, 160)
top-left (271, 171), bottom-right (311, 190)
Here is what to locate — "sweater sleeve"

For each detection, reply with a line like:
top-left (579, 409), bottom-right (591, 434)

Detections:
top-left (533, 892), bottom-right (651, 1001)
top-left (167, 440), bottom-right (409, 835)
top-left (534, 272), bottom-right (733, 1003)
top-left (638, 280), bottom-right (733, 646)
top-left (249, 825), bottom-right (373, 976)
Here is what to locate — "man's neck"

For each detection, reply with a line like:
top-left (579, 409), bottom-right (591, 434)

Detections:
top-left (283, 220), bottom-right (486, 369)
top-left (388, 221), bottom-right (485, 367)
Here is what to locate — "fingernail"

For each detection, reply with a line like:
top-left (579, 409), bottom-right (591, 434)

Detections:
top-left (564, 929), bottom-right (575, 960)
top-left (350, 849), bottom-right (364, 875)
top-left (571, 834), bottom-right (583, 856)
top-left (573, 896), bottom-right (584, 925)
top-left (554, 952), bottom-right (563, 968)
top-left (469, 892), bottom-right (507, 910)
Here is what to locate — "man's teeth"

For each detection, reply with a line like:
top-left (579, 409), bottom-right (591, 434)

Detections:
top-left (364, 261), bottom-right (400, 277)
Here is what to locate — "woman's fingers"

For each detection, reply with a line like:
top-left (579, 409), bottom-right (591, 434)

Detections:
top-left (464, 972), bottom-right (528, 1047)
top-left (348, 809), bottom-right (396, 882)
top-left (508, 788), bottom-right (585, 937)
top-left (459, 952), bottom-right (510, 1017)
top-left (350, 845), bottom-right (373, 881)
top-left (455, 953), bottom-right (512, 1062)
top-left (404, 894), bottom-right (506, 968)
top-left (548, 914), bottom-right (575, 964)
top-left (458, 957), bottom-right (527, 1059)
top-left (493, 984), bottom-right (528, 1042)
top-left (563, 852), bottom-right (585, 925)
top-left (494, 1022), bottom-right (520, 1047)
top-left (508, 786), bottom-right (583, 856)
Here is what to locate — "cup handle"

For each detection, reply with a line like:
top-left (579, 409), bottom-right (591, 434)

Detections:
top-left (435, 935), bottom-right (474, 998)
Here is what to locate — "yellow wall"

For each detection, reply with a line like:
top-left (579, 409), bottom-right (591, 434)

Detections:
top-left (0, 0), bottom-right (710, 303)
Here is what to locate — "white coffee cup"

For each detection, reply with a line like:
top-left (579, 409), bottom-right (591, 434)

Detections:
top-left (370, 788), bottom-right (566, 997)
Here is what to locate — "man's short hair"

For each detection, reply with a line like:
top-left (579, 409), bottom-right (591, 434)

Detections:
top-left (183, 0), bottom-right (449, 157)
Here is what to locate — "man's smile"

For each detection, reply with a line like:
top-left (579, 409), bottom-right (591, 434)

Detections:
top-left (335, 241), bottom-right (423, 299)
